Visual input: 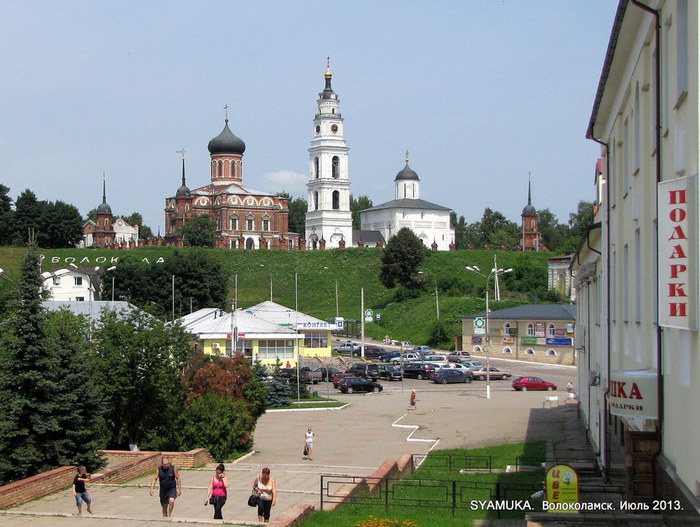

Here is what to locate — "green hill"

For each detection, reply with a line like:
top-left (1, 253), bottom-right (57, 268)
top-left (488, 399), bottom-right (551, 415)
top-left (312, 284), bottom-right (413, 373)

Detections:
top-left (0, 246), bottom-right (557, 348)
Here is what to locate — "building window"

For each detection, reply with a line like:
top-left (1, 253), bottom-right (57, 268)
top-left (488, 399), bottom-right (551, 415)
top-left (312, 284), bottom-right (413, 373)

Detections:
top-left (52, 276), bottom-right (61, 286)
top-left (257, 339), bottom-right (296, 360)
top-left (226, 339), bottom-right (253, 357)
top-left (473, 345), bottom-right (482, 354)
top-left (230, 216), bottom-right (238, 230)
top-left (246, 216), bottom-right (254, 231)
top-left (74, 277), bottom-right (83, 286)
top-left (332, 156), bottom-right (339, 178)
top-left (503, 347), bottom-right (513, 354)
top-left (525, 348), bottom-right (535, 355)
top-left (314, 191), bottom-right (319, 211)
top-left (526, 323), bottom-right (534, 337)
top-left (332, 191), bottom-right (340, 210)
top-left (314, 157), bottom-right (319, 179)
top-left (303, 331), bottom-right (328, 348)
top-left (245, 238), bottom-right (254, 250)
top-left (546, 349), bottom-right (557, 357)
top-left (262, 217), bottom-right (270, 231)
top-left (548, 324), bottom-right (555, 337)
top-left (503, 323), bottom-right (512, 336)
top-left (75, 296), bottom-right (85, 301)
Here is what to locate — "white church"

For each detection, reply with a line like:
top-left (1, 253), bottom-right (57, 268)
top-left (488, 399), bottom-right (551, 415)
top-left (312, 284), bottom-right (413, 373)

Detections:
top-left (304, 63), bottom-right (454, 250)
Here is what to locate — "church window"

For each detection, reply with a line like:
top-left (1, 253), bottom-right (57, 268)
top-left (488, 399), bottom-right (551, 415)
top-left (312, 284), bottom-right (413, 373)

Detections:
top-left (185, 205), bottom-right (190, 213)
top-left (230, 216), bottom-right (239, 230)
top-left (314, 191), bottom-right (319, 211)
top-left (314, 157), bottom-right (319, 179)
top-left (332, 191), bottom-right (340, 210)
top-left (245, 238), bottom-right (254, 249)
top-left (332, 156), bottom-right (339, 178)
top-left (246, 216), bottom-right (254, 230)
top-left (262, 217), bottom-right (270, 231)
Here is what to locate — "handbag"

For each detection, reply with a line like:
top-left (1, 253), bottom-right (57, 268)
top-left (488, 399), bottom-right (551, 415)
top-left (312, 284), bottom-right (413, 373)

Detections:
top-left (209, 496), bottom-right (217, 505)
top-left (303, 445), bottom-right (309, 456)
top-left (247, 493), bottom-right (259, 507)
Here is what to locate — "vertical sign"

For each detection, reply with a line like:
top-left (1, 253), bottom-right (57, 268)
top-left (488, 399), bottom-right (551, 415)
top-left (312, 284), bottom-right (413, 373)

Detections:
top-left (545, 463), bottom-right (580, 513)
top-left (658, 175), bottom-right (697, 330)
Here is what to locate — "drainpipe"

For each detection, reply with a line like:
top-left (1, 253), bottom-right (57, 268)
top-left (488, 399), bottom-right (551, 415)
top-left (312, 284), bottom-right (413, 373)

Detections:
top-left (630, 0), bottom-right (663, 498)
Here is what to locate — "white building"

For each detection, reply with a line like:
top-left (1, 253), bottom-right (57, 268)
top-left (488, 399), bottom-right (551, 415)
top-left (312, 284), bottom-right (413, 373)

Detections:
top-left (305, 62), bottom-right (353, 249)
top-left (576, 0), bottom-right (699, 511)
top-left (41, 268), bottom-right (98, 302)
top-left (359, 153), bottom-right (455, 250)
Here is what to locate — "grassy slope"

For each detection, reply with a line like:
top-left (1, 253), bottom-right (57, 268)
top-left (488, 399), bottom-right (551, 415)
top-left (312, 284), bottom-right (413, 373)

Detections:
top-left (0, 247), bottom-right (553, 346)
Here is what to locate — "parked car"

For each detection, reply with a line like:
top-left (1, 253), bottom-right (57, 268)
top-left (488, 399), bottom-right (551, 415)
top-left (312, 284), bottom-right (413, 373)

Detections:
top-left (447, 351), bottom-right (471, 363)
top-left (333, 342), bottom-right (360, 354)
top-left (421, 354), bottom-right (446, 362)
top-left (379, 351), bottom-right (402, 363)
top-left (391, 352), bottom-right (423, 364)
top-left (471, 367), bottom-right (512, 380)
top-left (402, 362), bottom-right (438, 380)
top-left (433, 362), bottom-right (470, 372)
top-left (346, 362), bottom-right (381, 381)
top-left (431, 368), bottom-right (473, 384)
top-left (463, 361), bottom-right (485, 372)
top-left (351, 345), bottom-right (386, 358)
top-left (338, 376), bottom-right (383, 394)
top-left (512, 376), bottom-right (557, 391)
top-left (412, 345), bottom-right (433, 353)
top-left (377, 364), bottom-right (403, 381)
top-left (311, 366), bottom-right (344, 383)
top-left (277, 367), bottom-right (311, 384)
top-left (332, 371), bottom-right (355, 388)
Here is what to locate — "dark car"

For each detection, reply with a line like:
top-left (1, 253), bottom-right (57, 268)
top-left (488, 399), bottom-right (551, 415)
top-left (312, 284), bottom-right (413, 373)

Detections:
top-left (312, 367), bottom-right (344, 383)
top-left (512, 376), bottom-right (557, 391)
top-left (431, 368), bottom-right (473, 384)
top-left (402, 362), bottom-right (437, 380)
top-left (338, 376), bottom-right (383, 394)
top-left (379, 351), bottom-right (401, 363)
top-left (332, 371), bottom-right (354, 389)
top-left (377, 364), bottom-right (403, 381)
top-left (351, 345), bottom-right (385, 358)
top-left (346, 362), bottom-right (381, 381)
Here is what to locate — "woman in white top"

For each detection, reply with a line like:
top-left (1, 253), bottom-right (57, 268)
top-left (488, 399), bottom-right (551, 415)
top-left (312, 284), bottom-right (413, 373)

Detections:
top-left (252, 467), bottom-right (276, 523)
top-left (304, 427), bottom-right (315, 461)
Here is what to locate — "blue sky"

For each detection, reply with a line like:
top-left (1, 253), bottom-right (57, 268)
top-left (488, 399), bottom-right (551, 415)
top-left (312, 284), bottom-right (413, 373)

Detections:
top-left (1, 1), bottom-right (618, 234)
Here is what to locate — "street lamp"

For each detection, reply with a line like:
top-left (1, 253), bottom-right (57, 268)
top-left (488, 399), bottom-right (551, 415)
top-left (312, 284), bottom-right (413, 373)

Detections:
top-left (417, 271), bottom-right (440, 320)
top-left (465, 264), bottom-right (513, 399)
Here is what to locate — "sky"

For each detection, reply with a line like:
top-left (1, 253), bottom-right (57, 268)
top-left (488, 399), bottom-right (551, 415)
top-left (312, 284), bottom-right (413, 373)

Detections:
top-left (1, 1), bottom-right (619, 235)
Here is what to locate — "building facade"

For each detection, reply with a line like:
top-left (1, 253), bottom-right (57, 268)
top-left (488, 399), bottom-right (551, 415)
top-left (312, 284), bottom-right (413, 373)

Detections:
top-left (305, 63), bottom-right (353, 249)
top-left (359, 153), bottom-right (455, 250)
top-left (576, 0), bottom-right (699, 511)
top-left (81, 180), bottom-right (139, 249)
top-left (461, 304), bottom-right (576, 365)
top-left (164, 121), bottom-right (297, 249)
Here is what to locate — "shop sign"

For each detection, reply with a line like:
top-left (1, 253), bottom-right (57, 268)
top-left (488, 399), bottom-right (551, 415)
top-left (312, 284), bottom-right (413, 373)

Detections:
top-left (546, 338), bottom-right (573, 346)
top-left (609, 370), bottom-right (658, 419)
top-left (535, 322), bottom-right (546, 337)
top-left (545, 463), bottom-right (580, 513)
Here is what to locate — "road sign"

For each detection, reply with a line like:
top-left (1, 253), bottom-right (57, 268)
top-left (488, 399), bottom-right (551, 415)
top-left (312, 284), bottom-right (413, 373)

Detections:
top-left (364, 309), bottom-right (373, 323)
top-left (473, 317), bottom-right (486, 335)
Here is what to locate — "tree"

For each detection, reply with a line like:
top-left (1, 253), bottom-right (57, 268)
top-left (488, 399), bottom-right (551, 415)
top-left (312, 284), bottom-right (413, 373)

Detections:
top-left (478, 208), bottom-right (518, 248)
top-left (37, 200), bottom-right (84, 248)
top-left (568, 201), bottom-right (595, 240)
top-left (379, 228), bottom-right (426, 289)
top-left (11, 190), bottom-right (41, 245)
top-left (0, 248), bottom-right (105, 484)
top-left (180, 214), bottom-right (216, 247)
top-left (450, 212), bottom-right (469, 249)
top-left (277, 192), bottom-right (307, 235)
top-left (351, 195), bottom-right (373, 230)
top-left (118, 212), bottom-right (153, 241)
top-left (536, 208), bottom-right (568, 252)
top-left (91, 308), bottom-right (193, 449)
top-left (0, 184), bottom-right (13, 245)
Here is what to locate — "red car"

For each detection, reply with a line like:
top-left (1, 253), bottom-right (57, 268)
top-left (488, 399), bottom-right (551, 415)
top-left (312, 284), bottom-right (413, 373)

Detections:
top-left (332, 371), bottom-right (354, 389)
top-left (512, 376), bottom-right (557, 391)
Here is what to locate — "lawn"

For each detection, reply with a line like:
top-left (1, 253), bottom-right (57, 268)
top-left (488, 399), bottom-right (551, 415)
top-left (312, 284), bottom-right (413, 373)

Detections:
top-left (300, 442), bottom-right (546, 527)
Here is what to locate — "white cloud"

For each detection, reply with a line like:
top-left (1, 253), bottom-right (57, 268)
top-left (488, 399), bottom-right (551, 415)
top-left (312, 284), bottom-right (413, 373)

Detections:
top-left (260, 170), bottom-right (307, 198)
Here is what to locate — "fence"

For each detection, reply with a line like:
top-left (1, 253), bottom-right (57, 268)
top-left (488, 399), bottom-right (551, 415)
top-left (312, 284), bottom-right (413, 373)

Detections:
top-left (411, 454), bottom-right (493, 472)
top-left (320, 474), bottom-right (541, 518)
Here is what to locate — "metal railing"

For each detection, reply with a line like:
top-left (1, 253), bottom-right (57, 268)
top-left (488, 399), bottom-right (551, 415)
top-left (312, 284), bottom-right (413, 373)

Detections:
top-left (412, 453), bottom-right (493, 472)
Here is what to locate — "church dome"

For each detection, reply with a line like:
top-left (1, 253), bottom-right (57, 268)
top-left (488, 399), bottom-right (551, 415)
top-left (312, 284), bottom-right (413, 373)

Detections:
top-left (207, 120), bottom-right (246, 155)
top-left (522, 203), bottom-right (537, 216)
top-left (175, 185), bottom-right (191, 198)
top-left (395, 162), bottom-right (419, 181)
top-left (96, 201), bottom-right (112, 214)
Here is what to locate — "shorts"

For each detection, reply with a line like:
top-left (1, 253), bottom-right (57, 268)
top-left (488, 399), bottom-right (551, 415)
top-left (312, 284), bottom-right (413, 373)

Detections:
top-left (306, 441), bottom-right (314, 449)
top-left (159, 486), bottom-right (177, 506)
top-left (75, 491), bottom-right (91, 507)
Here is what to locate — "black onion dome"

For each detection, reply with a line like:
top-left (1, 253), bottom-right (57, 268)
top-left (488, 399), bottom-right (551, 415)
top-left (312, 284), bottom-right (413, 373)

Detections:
top-left (96, 201), bottom-right (112, 214)
top-left (176, 185), bottom-right (191, 198)
top-left (207, 120), bottom-right (246, 155)
top-left (522, 203), bottom-right (537, 216)
top-left (395, 162), bottom-right (419, 181)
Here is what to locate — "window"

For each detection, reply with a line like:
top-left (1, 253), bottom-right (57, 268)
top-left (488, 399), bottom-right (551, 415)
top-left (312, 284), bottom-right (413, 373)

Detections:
top-left (473, 345), bottom-right (482, 354)
top-left (332, 156), bottom-right (339, 178)
top-left (332, 191), bottom-right (340, 210)
top-left (52, 276), bottom-right (61, 286)
top-left (503, 347), bottom-right (513, 354)
top-left (245, 238), bottom-right (254, 249)
top-left (526, 323), bottom-right (534, 337)
top-left (548, 324), bottom-right (555, 337)
top-left (246, 216), bottom-right (254, 230)
top-left (75, 296), bottom-right (85, 302)
top-left (258, 339), bottom-right (296, 360)
top-left (546, 349), bottom-right (557, 357)
top-left (314, 157), bottom-right (319, 179)
top-left (226, 339), bottom-right (253, 357)
top-left (314, 191), bottom-right (319, 211)
top-left (74, 276), bottom-right (83, 286)
top-left (262, 218), bottom-right (270, 232)
top-left (503, 323), bottom-right (512, 336)
top-left (525, 348), bottom-right (535, 355)
top-left (230, 216), bottom-right (238, 230)
top-left (303, 331), bottom-right (328, 348)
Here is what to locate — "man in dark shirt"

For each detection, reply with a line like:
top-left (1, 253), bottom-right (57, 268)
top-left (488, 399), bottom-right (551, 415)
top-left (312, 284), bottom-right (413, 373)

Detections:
top-left (149, 456), bottom-right (182, 517)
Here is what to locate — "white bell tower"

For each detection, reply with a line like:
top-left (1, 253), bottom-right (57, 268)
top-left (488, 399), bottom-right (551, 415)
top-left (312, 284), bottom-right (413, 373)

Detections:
top-left (305, 59), bottom-right (352, 249)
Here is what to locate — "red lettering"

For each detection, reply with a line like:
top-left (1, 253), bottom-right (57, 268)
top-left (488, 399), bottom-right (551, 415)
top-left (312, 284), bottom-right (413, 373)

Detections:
top-left (669, 283), bottom-right (688, 297)
top-left (669, 208), bottom-right (687, 222)
top-left (552, 491), bottom-right (559, 499)
top-left (612, 381), bottom-right (627, 398)
top-left (669, 303), bottom-right (687, 317)
top-left (669, 189), bottom-right (687, 204)
top-left (669, 226), bottom-right (687, 240)
top-left (629, 383), bottom-right (643, 400)
top-left (551, 470), bottom-right (560, 478)
top-left (670, 264), bottom-right (688, 278)
top-left (552, 481), bottom-right (560, 489)
top-left (669, 245), bottom-right (687, 259)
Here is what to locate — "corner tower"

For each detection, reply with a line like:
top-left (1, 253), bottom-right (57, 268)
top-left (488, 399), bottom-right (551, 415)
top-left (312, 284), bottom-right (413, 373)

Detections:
top-left (305, 59), bottom-right (352, 249)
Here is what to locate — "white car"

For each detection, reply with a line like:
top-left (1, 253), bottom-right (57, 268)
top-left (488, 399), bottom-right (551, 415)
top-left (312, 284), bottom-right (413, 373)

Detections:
top-left (392, 352), bottom-right (423, 364)
top-left (434, 362), bottom-right (470, 371)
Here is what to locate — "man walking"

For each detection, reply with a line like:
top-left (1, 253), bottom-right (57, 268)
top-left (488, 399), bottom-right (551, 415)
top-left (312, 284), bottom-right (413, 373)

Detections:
top-left (149, 456), bottom-right (182, 517)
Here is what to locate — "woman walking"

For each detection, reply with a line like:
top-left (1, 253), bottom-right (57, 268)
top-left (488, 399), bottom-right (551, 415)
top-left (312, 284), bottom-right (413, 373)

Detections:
top-left (304, 427), bottom-right (315, 461)
top-left (252, 467), bottom-right (277, 523)
top-left (204, 463), bottom-right (229, 519)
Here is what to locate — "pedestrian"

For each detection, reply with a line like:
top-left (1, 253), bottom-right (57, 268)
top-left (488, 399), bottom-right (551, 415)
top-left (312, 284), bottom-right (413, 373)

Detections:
top-left (567, 381), bottom-right (575, 398)
top-left (149, 456), bottom-right (182, 517)
top-left (204, 463), bottom-right (229, 519)
top-left (409, 389), bottom-right (417, 410)
top-left (252, 467), bottom-right (277, 523)
top-left (304, 427), bottom-right (315, 460)
top-left (72, 465), bottom-right (93, 516)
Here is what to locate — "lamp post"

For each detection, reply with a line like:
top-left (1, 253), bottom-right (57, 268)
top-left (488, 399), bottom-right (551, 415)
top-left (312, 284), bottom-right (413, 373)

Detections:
top-left (465, 264), bottom-right (513, 399)
top-left (417, 271), bottom-right (440, 320)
